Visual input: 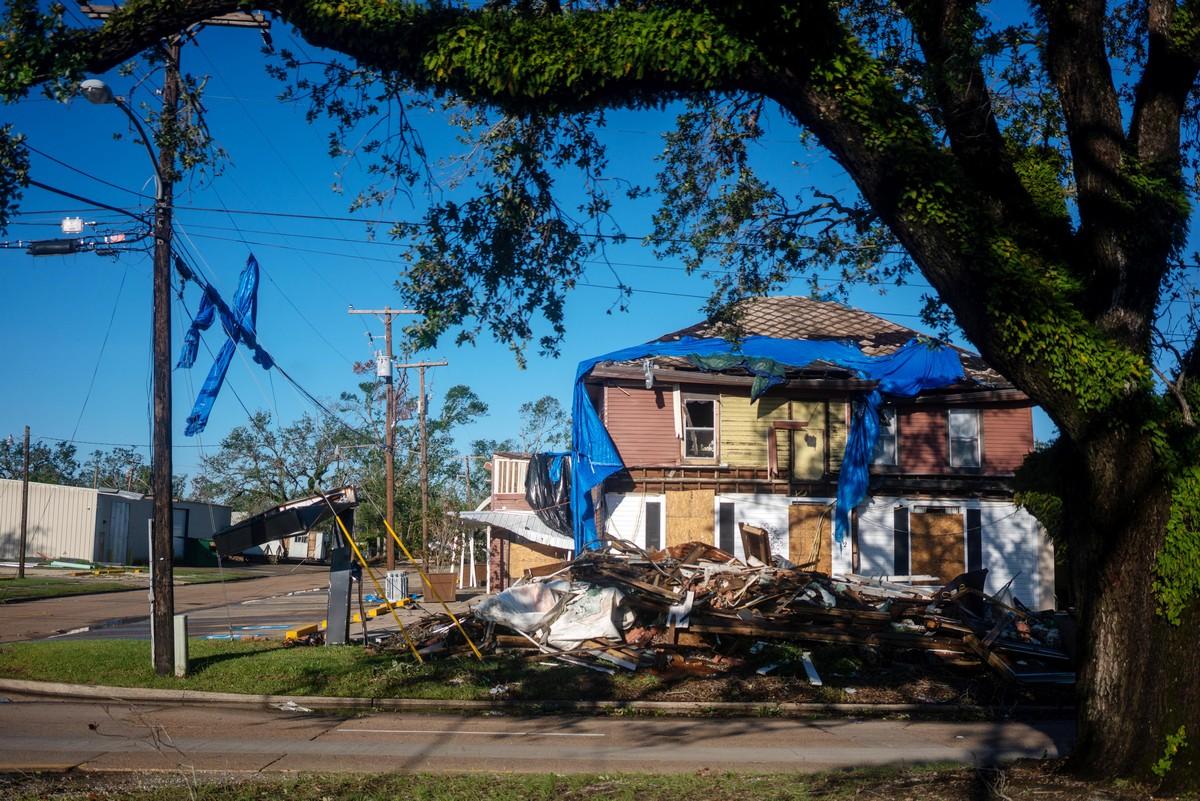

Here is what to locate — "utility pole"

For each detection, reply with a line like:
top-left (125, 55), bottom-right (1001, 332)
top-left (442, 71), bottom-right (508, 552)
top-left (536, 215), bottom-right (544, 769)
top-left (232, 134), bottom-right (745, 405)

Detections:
top-left (348, 307), bottom-right (418, 571)
top-left (18, 426), bottom-right (29, 580)
top-left (395, 361), bottom-right (448, 571)
top-left (148, 37), bottom-right (181, 678)
top-left (76, 4), bottom-right (271, 677)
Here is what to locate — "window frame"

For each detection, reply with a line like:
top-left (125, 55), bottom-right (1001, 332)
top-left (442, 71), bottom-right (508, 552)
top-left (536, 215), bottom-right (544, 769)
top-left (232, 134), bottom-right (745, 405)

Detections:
top-left (873, 404), bottom-right (899, 467)
top-left (680, 392), bottom-right (720, 463)
top-left (947, 408), bottom-right (982, 469)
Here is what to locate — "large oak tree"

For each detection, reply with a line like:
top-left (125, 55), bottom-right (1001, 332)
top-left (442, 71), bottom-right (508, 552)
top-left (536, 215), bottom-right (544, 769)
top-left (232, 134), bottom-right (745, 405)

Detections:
top-left (2, 0), bottom-right (1199, 786)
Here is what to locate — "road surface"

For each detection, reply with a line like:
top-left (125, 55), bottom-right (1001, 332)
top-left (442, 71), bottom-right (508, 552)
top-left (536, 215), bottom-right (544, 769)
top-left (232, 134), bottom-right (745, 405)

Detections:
top-left (0, 697), bottom-right (1073, 774)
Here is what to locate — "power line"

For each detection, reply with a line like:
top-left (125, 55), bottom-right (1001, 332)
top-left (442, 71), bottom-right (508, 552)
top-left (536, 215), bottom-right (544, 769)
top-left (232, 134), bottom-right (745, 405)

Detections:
top-left (25, 178), bottom-right (148, 222)
top-left (23, 143), bottom-right (153, 200)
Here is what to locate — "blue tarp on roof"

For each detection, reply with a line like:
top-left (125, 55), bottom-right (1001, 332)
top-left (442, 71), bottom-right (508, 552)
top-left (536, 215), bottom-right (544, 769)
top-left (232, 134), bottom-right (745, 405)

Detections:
top-left (570, 335), bottom-right (965, 553)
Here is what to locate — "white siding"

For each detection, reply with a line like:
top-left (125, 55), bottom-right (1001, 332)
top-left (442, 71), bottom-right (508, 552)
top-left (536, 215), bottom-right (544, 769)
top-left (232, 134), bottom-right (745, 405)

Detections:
top-left (980, 502), bottom-right (1042, 607)
top-left (0, 478), bottom-right (100, 562)
top-left (713, 494), bottom-right (790, 562)
top-left (853, 495), bottom-right (1048, 606)
top-left (177, 501), bottom-right (233, 540)
top-left (604, 493), bottom-right (665, 550)
top-left (855, 496), bottom-right (900, 578)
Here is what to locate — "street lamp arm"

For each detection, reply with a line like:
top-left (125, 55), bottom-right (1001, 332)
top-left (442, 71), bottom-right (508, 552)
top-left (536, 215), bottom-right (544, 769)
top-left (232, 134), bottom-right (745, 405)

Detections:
top-left (111, 95), bottom-right (165, 201)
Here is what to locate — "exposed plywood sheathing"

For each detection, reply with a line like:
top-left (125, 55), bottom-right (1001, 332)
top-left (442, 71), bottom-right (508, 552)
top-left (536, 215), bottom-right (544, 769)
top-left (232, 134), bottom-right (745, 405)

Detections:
top-left (507, 539), bottom-right (567, 584)
top-left (666, 489), bottom-right (715, 546)
top-left (788, 502), bottom-right (832, 574)
top-left (910, 509), bottom-right (965, 580)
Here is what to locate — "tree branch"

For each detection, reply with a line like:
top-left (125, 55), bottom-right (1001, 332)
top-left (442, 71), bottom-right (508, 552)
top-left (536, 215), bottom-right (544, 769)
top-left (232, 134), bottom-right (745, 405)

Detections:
top-left (1130, 0), bottom-right (1200, 170)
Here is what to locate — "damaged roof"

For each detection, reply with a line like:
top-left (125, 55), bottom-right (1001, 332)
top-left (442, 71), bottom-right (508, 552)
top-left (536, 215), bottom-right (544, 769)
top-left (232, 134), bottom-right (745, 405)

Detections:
top-left (615, 296), bottom-right (1009, 389)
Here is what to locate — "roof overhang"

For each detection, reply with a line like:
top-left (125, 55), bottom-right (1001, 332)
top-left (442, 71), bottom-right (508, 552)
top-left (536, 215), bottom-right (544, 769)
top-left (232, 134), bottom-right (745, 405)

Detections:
top-left (455, 510), bottom-right (573, 551)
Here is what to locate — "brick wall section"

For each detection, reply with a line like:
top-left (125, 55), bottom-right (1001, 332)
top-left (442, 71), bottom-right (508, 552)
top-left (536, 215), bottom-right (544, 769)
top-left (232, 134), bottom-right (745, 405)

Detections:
top-left (982, 405), bottom-right (1034, 474)
top-left (898, 408), bottom-right (949, 474)
top-left (604, 384), bottom-right (679, 466)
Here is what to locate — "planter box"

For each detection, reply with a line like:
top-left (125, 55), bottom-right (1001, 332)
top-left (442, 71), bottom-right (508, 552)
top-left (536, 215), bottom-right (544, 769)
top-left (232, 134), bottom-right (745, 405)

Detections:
top-left (421, 571), bottom-right (457, 602)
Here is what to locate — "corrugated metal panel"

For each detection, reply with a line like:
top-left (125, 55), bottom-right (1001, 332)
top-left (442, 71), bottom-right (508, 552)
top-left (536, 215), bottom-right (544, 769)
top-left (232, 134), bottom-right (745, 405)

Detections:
top-left (605, 384), bottom-right (679, 466)
top-left (898, 408), bottom-right (949, 473)
top-left (177, 502), bottom-right (233, 540)
top-left (0, 479), bottom-right (99, 562)
top-left (719, 394), bottom-right (789, 467)
top-left (982, 406), bottom-right (1034, 473)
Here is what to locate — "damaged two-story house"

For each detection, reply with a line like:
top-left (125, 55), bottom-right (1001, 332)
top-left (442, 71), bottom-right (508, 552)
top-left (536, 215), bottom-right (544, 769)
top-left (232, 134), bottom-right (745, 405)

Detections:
top-left (475, 296), bottom-right (1055, 609)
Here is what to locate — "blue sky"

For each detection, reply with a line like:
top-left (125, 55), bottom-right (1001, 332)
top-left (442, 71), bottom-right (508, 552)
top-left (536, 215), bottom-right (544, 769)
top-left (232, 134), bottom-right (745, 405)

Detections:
top-left (0, 19), bottom-right (1057, 485)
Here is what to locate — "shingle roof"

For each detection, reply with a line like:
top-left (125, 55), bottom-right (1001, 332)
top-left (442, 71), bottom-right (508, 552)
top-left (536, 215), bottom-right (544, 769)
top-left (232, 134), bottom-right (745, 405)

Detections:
top-left (644, 296), bottom-right (1006, 388)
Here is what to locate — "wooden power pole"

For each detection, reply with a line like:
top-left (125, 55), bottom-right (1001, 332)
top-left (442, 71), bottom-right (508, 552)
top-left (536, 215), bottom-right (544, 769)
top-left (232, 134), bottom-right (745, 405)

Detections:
top-left (348, 307), bottom-right (418, 571)
top-left (395, 360), bottom-right (447, 570)
top-left (78, 3), bottom-right (271, 677)
top-left (18, 425), bottom-right (29, 580)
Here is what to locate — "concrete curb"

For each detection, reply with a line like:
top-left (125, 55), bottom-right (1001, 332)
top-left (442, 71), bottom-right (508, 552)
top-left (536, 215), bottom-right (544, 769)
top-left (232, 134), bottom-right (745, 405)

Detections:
top-left (0, 678), bottom-right (1072, 718)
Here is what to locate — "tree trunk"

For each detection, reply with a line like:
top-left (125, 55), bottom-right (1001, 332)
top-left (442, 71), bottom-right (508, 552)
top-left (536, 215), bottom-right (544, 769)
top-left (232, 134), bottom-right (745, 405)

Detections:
top-left (1068, 435), bottom-right (1200, 789)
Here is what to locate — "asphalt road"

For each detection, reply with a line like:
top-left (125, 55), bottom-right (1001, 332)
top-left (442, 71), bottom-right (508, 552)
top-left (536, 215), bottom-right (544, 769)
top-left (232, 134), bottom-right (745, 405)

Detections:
top-left (0, 697), bottom-right (1074, 774)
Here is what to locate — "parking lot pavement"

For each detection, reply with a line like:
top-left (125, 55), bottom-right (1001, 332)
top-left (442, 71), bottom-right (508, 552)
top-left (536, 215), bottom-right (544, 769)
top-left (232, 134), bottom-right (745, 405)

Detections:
top-left (0, 565), bottom-right (335, 642)
top-left (6, 564), bottom-right (482, 643)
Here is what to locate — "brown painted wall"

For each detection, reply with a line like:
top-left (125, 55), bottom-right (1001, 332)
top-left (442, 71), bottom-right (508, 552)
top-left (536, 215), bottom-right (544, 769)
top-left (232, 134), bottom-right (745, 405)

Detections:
top-left (898, 408), bottom-right (950, 474)
top-left (982, 406), bottom-right (1034, 474)
top-left (604, 384), bottom-right (680, 466)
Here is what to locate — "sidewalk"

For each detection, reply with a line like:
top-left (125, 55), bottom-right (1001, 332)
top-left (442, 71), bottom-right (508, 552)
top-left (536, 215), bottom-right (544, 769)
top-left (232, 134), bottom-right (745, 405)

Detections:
top-left (0, 566), bottom-right (329, 642)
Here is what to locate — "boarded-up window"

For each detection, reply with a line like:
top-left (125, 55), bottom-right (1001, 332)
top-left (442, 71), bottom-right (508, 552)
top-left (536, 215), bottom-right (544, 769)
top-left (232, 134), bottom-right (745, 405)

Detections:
top-left (718, 502), bottom-right (736, 553)
top-left (893, 507), bottom-right (910, 576)
top-left (645, 501), bottom-right (662, 552)
top-left (910, 508), bottom-right (966, 581)
top-left (790, 503), bottom-right (831, 574)
top-left (966, 507), bottom-right (982, 572)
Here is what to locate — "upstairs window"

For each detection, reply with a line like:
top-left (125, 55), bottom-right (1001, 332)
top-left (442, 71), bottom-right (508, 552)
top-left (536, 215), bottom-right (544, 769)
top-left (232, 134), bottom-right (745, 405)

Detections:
top-left (873, 405), bottom-right (898, 466)
top-left (948, 409), bottom-right (981, 468)
top-left (682, 396), bottom-right (718, 460)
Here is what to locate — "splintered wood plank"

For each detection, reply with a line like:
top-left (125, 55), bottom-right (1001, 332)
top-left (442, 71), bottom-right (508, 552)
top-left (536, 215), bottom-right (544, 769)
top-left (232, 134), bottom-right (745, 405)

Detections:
top-left (789, 503), bottom-right (832, 574)
top-left (910, 510), bottom-right (965, 582)
top-left (666, 489), bottom-right (715, 547)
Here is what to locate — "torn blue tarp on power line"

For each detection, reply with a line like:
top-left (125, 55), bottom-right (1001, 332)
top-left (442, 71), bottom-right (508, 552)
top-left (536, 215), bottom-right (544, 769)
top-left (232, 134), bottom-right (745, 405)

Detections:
top-left (176, 253), bottom-right (275, 436)
top-left (570, 336), bottom-right (966, 553)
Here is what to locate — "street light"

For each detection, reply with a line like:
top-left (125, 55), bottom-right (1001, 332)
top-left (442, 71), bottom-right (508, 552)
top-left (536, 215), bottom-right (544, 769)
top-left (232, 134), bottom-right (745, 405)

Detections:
top-left (78, 79), bottom-right (164, 201)
top-left (79, 68), bottom-right (181, 677)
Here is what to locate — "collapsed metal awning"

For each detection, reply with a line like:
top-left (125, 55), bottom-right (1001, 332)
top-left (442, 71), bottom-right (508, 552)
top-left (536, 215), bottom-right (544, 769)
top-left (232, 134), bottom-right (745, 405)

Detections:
top-left (456, 510), bottom-right (573, 551)
top-left (213, 486), bottom-right (357, 556)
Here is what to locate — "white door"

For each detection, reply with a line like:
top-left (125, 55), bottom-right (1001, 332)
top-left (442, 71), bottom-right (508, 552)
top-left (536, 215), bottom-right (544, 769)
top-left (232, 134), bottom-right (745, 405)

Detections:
top-left (109, 501), bottom-right (129, 564)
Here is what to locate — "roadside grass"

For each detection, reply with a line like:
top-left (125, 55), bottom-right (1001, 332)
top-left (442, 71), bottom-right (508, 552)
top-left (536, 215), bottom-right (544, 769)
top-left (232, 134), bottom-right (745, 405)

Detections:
top-left (0, 639), bottom-right (665, 700)
top-left (0, 577), bottom-right (134, 603)
top-left (0, 762), bottom-right (1166, 801)
top-left (0, 568), bottom-right (265, 603)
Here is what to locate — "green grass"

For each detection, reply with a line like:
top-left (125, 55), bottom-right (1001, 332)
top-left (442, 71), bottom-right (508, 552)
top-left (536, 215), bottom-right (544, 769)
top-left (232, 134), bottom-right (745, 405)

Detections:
top-left (0, 639), bottom-right (669, 700)
top-left (0, 763), bottom-right (1158, 801)
top-left (0, 577), bottom-right (134, 603)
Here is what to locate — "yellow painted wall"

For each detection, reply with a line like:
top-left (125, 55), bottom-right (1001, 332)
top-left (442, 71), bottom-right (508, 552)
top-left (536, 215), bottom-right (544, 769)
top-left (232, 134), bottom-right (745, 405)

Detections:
top-left (717, 395), bottom-right (848, 480)
top-left (718, 394), bottom-right (789, 467)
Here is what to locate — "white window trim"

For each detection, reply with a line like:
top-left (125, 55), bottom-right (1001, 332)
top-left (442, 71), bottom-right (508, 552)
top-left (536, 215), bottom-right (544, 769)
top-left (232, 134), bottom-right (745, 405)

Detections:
top-left (680, 392), bottom-right (720, 463)
top-left (948, 408), bottom-right (982, 468)
top-left (873, 405), bottom-right (899, 467)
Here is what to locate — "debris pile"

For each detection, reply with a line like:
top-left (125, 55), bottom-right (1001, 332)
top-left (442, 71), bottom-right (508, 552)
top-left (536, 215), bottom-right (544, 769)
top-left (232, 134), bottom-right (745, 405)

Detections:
top-left (400, 540), bottom-right (1074, 686)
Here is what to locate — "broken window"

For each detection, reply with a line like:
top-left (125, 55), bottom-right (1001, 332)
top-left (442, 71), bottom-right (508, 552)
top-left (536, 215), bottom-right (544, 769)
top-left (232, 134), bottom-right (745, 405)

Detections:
top-left (873, 405), bottom-right (898, 467)
top-left (682, 397), bottom-right (718, 460)
top-left (948, 409), bottom-right (981, 468)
